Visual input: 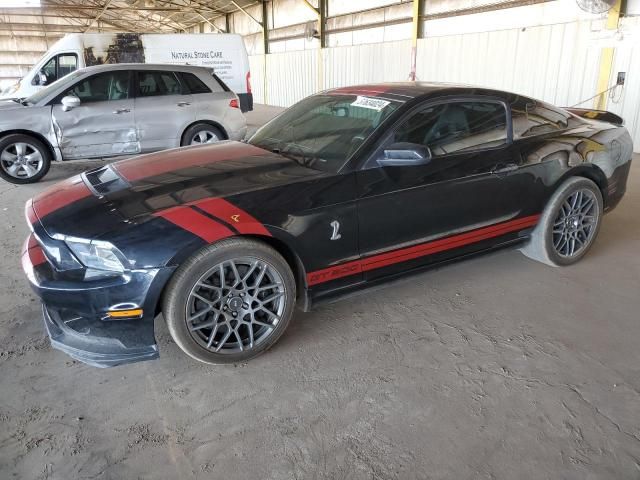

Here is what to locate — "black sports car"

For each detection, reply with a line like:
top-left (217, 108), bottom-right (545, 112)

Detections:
top-left (22, 83), bottom-right (633, 367)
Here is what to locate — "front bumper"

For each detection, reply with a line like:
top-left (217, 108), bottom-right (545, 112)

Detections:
top-left (22, 234), bottom-right (174, 368)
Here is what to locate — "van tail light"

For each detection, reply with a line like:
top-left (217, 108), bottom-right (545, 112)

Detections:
top-left (229, 98), bottom-right (239, 109)
top-left (246, 71), bottom-right (252, 94)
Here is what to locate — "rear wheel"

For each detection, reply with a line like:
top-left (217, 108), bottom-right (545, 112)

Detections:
top-left (0, 134), bottom-right (51, 184)
top-left (521, 177), bottom-right (603, 266)
top-left (162, 238), bottom-right (296, 364)
top-left (181, 123), bottom-right (224, 146)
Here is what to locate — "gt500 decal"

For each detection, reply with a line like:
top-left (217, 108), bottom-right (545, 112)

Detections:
top-left (307, 262), bottom-right (361, 285)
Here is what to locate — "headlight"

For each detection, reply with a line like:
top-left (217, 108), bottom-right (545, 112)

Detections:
top-left (64, 237), bottom-right (127, 279)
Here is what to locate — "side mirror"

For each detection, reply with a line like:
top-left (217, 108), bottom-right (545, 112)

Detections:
top-left (61, 95), bottom-right (80, 111)
top-left (379, 142), bottom-right (432, 167)
top-left (32, 72), bottom-right (47, 86)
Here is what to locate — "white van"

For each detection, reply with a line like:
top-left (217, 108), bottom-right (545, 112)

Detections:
top-left (1, 32), bottom-right (253, 111)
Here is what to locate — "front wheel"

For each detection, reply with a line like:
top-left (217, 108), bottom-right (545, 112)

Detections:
top-left (162, 238), bottom-right (296, 364)
top-left (521, 177), bottom-right (603, 266)
top-left (0, 134), bottom-right (51, 184)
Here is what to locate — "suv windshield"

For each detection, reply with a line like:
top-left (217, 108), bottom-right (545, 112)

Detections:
top-left (249, 94), bottom-right (400, 172)
top-left (25, 70), bottom-right (84, 105)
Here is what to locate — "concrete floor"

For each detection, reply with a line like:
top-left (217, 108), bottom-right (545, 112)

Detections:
top-left (1, 106), bottom-right (639, 479)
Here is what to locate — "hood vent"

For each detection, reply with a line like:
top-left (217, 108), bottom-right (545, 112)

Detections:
top-left (82, 165), bottom-right (130, 196)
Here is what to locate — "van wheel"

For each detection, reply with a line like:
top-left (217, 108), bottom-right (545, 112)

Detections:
top-left (181, 124), bottom-right (224, 146)
top-left (520, 177), bottom-right (603, 266)
top-left (0, 134), bottom-right (51, 184)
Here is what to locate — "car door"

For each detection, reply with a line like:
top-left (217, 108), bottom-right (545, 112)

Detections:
top-left (356, 98), bottom-right (538, 281)
top-left (51, 70), bottom-right (137, 159)
top-left (134, 70), bottom-right (195, 152)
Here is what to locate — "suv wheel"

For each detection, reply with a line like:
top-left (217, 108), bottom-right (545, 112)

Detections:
top-left (182, 124), bottom-right (224, 146)
top-left (0, 134), bottom-right (51, 184)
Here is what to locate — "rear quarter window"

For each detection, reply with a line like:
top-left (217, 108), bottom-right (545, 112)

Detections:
top-left (179, 72), bottom-right (216, 94)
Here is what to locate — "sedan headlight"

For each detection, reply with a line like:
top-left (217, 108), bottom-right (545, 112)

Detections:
top-left (64, 237), bottom-right (127, 279)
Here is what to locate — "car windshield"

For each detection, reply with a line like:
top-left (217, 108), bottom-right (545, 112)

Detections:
top-left (25, 70), bottom-right (84, 105)
top-left (249, 94), bottom-right (400, 172)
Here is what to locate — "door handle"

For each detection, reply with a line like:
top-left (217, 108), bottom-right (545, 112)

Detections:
top-left (177, 102), bottom-right (191, 107)
top-left (491, 163), bottom-right (518, 175)
top-left (113, 108), bottom-right (130, 114)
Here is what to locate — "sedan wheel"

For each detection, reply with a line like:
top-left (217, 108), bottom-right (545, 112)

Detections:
top-left (163, 238), bottom-right (296, 364)
top-left (551, 188), bottom-right (599, 259)
top-left (520, 177), bottom-right (603, 266)
top-left (186, 257), bottom-right (285, 354)
top-left (190, 129), bottom-right (219, 145)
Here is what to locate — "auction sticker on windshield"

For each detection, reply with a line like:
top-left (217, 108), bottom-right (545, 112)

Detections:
top-left (351, 96), bottom-right (391, 111)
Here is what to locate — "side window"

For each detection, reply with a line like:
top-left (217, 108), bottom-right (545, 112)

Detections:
top-left (65, 71), bottom-right (130, 103)
top-left (391, 101), bottom-right (508, 157)
top-left (511, 99), bottom-right (579, 138)
top-left (179, 72), bottom-right (213, 94)
top-left (57, 54), bottom-right (77, 78)
top-left (40, 57), bottom-right (57, 84)
top-left (137, 71), bottom-right (182, 97)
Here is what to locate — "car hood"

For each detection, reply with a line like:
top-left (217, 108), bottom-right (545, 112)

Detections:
top-left (29, 141), bottom-right (324, 240)
top-left (0, 100), bottom-right (27, 111)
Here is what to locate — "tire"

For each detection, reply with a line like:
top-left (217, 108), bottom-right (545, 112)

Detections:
top-left (520, 177), bottom-right (603, 266)
top-left (0, 134), bottom-right (51, 184)
top-left (162, 238), bottom-right (296, 364)
top-left (181, 123), bottom-right (224, 146)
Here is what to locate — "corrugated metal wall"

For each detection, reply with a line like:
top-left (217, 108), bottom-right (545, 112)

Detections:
top-left (415, 22), bottom-right (602, 108)
top-left (249, 19), bottom-right (640, 152)
top-left (608, 17), bottom-right (640, 152)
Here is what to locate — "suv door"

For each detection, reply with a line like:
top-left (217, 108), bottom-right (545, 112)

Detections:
top-left (356, 98), bottom-right (539, 281)
top-left (51, 70), bottom-right (137, 159)
top-left (134, 70), bottom-right (195, 152)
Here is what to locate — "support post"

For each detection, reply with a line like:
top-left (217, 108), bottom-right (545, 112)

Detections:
top-left (262, 0), bottom-right (269, 55)
top-left (318, 0), bottom-right (326, 49)
top-left (594, 0), bottom-right (621, 110)
top-left (410, 0), bottom-right (423, 81)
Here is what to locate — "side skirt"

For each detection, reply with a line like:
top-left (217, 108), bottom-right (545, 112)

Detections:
top-left (304, 237), bottom-right (528, 311)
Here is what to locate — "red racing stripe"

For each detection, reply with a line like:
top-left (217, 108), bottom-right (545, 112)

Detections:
top-left (23, 234), bottom-right (46, 267)
top-left (31, 176), bottom-right (91, 219)
top-left (191, 198), bottom-right (272, 236)
top-left (24, 198), bottom-right (38, 225)
top-left (307, 214), bottom-right (540, 286)
top-left (155, 206), bottom-right (233, 243)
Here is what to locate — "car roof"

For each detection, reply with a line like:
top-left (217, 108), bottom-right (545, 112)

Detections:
top-left (76, 63), bottom-right (212, 75)
top-left (325, 82), bottom-right (523, 103)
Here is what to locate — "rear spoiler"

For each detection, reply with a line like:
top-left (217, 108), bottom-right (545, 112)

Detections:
top-left (565, 108), bottom-right (624, 126)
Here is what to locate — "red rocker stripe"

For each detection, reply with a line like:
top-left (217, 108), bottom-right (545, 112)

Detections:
top-left (306, 214), bottom-right (540, 286)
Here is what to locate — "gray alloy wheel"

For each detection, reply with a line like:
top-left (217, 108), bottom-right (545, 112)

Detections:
top-left (189, 129), bottom-right (220, 145)
top-left (551, 188), bottom-right (600, 259)
top-left (520, 177), bottom-right (603, 266)
top-left (162, 238), bottom-right (296, 364)
top-left (0, 134), bottom-right (51, 184)
top-left (186, 257), bottom-right (286, 354)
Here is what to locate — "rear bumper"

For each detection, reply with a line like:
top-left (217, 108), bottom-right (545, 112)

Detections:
top-left (22, 234), bottom-right (174, 368)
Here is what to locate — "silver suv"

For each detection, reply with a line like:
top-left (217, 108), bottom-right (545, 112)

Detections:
top-left (0, 63), bottom-right (247, 183)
